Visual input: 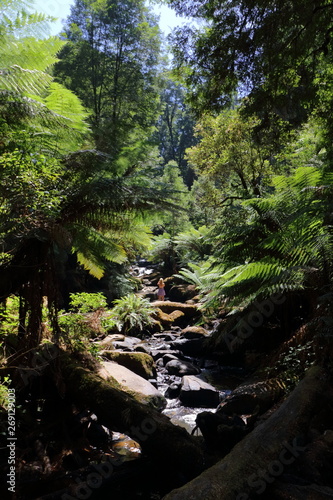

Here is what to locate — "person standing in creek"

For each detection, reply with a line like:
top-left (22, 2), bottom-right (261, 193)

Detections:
top-left (157, 277), bottom-right (166, 301)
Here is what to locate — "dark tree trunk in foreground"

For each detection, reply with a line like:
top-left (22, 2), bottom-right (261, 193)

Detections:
top-left (162, 366), bottom-right (331, 500)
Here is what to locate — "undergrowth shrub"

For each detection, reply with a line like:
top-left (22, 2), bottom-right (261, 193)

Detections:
top-left (109, 293), bottom-right (155, 335)
top-left (58, 292), bottom-right (115, 353)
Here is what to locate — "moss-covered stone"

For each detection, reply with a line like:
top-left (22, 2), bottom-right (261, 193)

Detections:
top-left (98, 361), bottom-right (166, 410)
top-left (152, 301), bottom-right (200, 320)
top-left (100, 351), bottom-right (156, 380)
top-left (181, 326), bottom-right (210, 339)
top-left (153, 308), bottom-right (185, 327)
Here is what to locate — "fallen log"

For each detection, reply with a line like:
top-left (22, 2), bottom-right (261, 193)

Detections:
top-left (58, 350), bottom-right (207, 482)
top-left (162, 366), bottom-right (331, 500)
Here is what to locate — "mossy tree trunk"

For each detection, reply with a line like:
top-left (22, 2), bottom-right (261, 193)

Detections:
top-left (162, 366), bottom-right (331, 500)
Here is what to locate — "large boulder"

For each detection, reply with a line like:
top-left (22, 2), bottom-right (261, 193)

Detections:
top-left (165, 359), bottom-right (201, 376)
top-left (154, 308), bottom-right (185, 328)
top-left (100, 351), bottom-right (156, 379)
top-left (181, 326), bottom-right (210, 339)
top-left (169, 338), bottom-right (206, 356)
top-left (168, 284), bottom-right (198, 302)
top-left (152, 301), bottom-right (200, 320)
top-left (150, 349), bottom-right (184, 361)
top-left (98, 361), bottom-right (166, 410)
top-left (111, 336), bottom-right (143, 352)
top-left (179, 375), bottom-right (220, 408)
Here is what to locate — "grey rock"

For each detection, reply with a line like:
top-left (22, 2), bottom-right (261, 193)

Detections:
top-left (98, 361), bottom-right (166, 411)
top-left (165, 383), bottom-right (181, 399)
top-left (165, 359), bottom-right (201, 376)
top-left (150, 349), bottom-right (183, 361)
top-left (179, 375), bottom-right (220, 408)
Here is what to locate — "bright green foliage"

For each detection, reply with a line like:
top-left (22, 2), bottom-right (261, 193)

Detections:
top-left (67, 292), bottom-right (108, 313)
top-left (203, 166), bottom-right (333, 310)
top-left (175, 260), bottom-right (216, 293)
top-left (153, 161), bottom-right (191, 236)
top-left (0, 296), bottom-right (20, 337)
top-left (0, 150), bottom-right (63, 242)
top-left (0, 0), bottom-right (90, 154)
top-left (186, 109), bottom-right (272, 199)
top-left (188, 176), bottom-right (223, 226)
top-left (148, 232), bottom-right (174, 270)
top-left (174, 225), bottom-right (211, 265)
top-left (0, 0), bottom-right (175, 347)
top-left (109, 293), bottom-right (155, 335)
top-left (58, 292), bottom-right (115, 352)
top-left (154, 78), bottom-right (197, 186)
top-left (0, 376), bottom-right (11, 409)
top-left (55, 0), bottom-right (161, 155)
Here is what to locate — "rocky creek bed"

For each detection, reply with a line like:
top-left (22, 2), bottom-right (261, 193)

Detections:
top-left (9, 263), bottom-right (333, 500)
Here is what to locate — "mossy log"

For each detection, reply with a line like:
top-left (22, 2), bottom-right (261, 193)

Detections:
top-left (163, 366), bottom-right (331, 500)
top-left (58, 350), bottom-right (206, 481)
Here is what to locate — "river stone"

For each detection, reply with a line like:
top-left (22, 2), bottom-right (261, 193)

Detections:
top-left (165, 359), bottom-right (201, 376)
top-left (181, 326), bottom-right (210, 339)
top-left (134, 344), bottom-right (152, 355)
top-left (179, 375), bottom-right (220, 408)
top-left (169, 338), bottom-right (205, 356)
top-left (95, 335), bottom-right (120, 350)
top-left (152, 332), bottom-right (178, 342)
top-left (165, 382), bottom-right (181, 399)
top-left (98, 361), bottom-right (166, 410)
top-left (154, 308), bottom-right (185, 327)
top-left (112, 336), bottom-right (142, 351)
top-left (150, 349), bottom-right (183, 361)
top-left (152, 301), bottom-right (200, 320)
top-left (100, 351), bottom-right (156, 379)
top-left (162, 353), bottom-right (181, 365)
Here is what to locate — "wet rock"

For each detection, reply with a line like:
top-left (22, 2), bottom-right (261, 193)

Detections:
top-left (112, 336), bottom-right (142, 351)
top-left (163, 353), bottom-right (181, 365)
top-left (181, 326), bottom-right (210, 339)
top-left (137, 285), bottom-right (157, 301)
top-left (134, 344), bottom-right (152, 355)
top-left (179, 375), bottom-right (220, 408)
top-left (95, 335), bottom-right (117, 350)
top-left (156, 358), bottom-right (165, 368)
top-left (100, 351), bottom-right (156, 379)
top-left (152, 332), bottom-right (178, 342)
top-left (165, 359), bottom-right (201, 376)
top-left (148, 378), bottom-right (158, 388)
top-left (169, 338), bottom-right (206, 356)
top-left (168, 284), bottom-right (198, 302)
top-left (150, 349), bottom-right (183, 361)
top-left (98, 361), bottom-right (166, 410)
top-left (165, 382), bottom-right (182, 399)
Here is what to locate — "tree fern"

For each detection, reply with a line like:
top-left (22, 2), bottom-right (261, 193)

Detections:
top-left (0, 2), bottom-right (89, 153)
top-left (201, 166), bottom-right (333, 310)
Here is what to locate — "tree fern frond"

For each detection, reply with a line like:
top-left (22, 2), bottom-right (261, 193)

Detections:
top-left (44, 82), bottom-right (90, 132)
top-left (0, 66), bottom-right (52, 95)
top-left (76, 252), bottom-right (105, 279)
